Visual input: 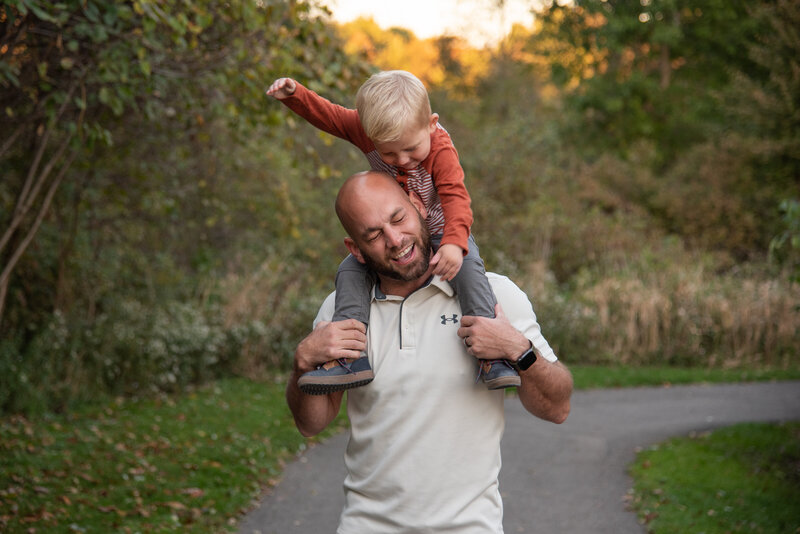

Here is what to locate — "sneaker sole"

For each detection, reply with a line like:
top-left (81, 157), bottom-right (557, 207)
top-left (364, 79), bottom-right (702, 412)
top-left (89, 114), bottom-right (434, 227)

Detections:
top-left (298, 371), bottom-right (375, 396)
top-left (484, 376), bottom-right (521, 390)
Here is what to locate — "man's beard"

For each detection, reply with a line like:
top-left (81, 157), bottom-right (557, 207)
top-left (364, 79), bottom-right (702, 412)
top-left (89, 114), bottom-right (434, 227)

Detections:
top-left (362, 213), bottom-right (432, 282)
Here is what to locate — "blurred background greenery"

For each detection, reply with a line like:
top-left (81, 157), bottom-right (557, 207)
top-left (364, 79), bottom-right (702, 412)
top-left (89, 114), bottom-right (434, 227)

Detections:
top-left (1, 0), bottom-right (798, 416)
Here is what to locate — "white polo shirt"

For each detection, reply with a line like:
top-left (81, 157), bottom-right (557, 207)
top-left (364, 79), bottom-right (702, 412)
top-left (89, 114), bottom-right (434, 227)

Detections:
top-left (313, 273), bottom-right (557, 534)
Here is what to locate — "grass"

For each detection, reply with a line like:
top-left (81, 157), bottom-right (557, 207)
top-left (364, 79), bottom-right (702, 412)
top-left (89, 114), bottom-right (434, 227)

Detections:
top-left (0, 366), bottom-right (797, 532)
top-left (0, 376), bottom-right (345, 533)
top-left (569, 365), bottom-right (800, 389)
top-left (629, 422), bottom-right (800, 533)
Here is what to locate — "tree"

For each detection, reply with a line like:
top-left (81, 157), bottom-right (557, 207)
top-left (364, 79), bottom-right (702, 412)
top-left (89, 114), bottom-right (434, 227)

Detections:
top-left (0, 0), bottom-right (366, 328)
top-left (529, 0), bottom-right (762, 161)
top-left (335, 16), bottom-right (490, 94)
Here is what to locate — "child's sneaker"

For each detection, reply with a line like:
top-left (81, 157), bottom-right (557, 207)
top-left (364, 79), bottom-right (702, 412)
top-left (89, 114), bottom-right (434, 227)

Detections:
top-left (297, 356), bottom-right (374, 395)
top-left (478, 360), bottom-right (521, 390)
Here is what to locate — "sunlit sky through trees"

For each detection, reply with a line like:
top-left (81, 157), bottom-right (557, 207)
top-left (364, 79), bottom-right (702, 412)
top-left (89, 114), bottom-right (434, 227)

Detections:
top-left (326, 0), bottom-right (538, 46)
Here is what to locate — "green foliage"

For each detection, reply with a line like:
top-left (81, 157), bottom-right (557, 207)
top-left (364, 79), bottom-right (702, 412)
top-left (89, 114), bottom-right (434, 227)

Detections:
top-left (1, 0), bottom-right (370, 415)
top-left (724, 0), bottom-right (800, 172)
top-left (630, 422), bottom-right (800, 533)
top-left (3, 0), bottom-right (799, 418)
top-left (0, 299), bottom-right (233, 414)
top-left (532, 0), bottom-right (762, 161)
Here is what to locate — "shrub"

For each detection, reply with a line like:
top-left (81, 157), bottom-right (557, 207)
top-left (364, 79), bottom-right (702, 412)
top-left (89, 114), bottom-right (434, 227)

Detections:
top-left (537, 249), bottom-right (800, 368)
top-left (0, 298), bottom-right (249, 415)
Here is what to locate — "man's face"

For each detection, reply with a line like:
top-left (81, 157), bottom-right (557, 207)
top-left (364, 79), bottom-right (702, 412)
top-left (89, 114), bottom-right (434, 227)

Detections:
top-left (348, 194), bottom-right (432, 282)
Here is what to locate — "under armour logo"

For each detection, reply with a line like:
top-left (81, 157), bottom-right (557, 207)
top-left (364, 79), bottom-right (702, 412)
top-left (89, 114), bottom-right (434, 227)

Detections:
top-left (441, 314), bottom-right (459, 325)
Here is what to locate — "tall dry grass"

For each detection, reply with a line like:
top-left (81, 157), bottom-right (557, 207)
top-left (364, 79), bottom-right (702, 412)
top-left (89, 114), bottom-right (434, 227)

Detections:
top-left (218, 253), bottom-right (333, 378)
top-left (525, 258), bottom-right (800, 368)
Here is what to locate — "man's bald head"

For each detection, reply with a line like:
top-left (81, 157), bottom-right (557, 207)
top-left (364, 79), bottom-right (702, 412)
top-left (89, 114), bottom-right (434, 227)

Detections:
top-left (335, 170), bottom-right (433, 291)
top-left (335, 171), bottom-right (412, 238)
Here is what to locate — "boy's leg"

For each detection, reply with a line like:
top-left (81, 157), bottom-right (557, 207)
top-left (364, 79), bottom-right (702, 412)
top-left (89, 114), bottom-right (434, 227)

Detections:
top-left (446, 235), bottom-right (520, 390)
top-left (297, 254), bottom-right (374, 395)
top-left (446, 235), bottom-right (497, 318)
top-left (332, 254), bottom-right (374, 324)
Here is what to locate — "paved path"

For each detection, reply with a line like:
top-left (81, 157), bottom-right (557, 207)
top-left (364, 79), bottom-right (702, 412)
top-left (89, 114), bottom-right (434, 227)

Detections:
top-left (238, 381), bottom-right (800, 534)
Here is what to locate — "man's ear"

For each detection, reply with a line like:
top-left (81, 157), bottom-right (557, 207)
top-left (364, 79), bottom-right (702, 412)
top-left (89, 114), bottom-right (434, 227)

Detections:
top-left (344, 237), bottom-right (366, 264)
top-left (408, 191), bottom-right (427, 220)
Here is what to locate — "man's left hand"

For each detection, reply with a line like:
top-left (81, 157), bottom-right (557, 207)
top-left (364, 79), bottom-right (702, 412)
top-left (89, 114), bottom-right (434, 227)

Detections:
top-left (458, 303), bottom-right (530, 361)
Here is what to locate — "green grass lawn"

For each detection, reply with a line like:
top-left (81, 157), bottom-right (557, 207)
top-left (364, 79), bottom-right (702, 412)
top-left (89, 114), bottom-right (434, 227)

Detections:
top-left (0, 366), bottom-right (797, 532)
top-left (629, 422), bottom-right (800, 533)
top-left (571, 365), bottom-right (800, 389)
top-left (0, 376), bottom-right (345, 533)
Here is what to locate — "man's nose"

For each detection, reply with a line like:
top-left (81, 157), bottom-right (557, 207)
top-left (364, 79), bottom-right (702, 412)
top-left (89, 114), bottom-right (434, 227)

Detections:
top-left (384, 226), bottom-right (404, 247)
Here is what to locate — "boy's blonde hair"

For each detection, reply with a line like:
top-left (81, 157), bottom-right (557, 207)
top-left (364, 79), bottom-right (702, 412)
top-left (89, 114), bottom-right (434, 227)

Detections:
top-left (356, 71), bottom-right (432, 144)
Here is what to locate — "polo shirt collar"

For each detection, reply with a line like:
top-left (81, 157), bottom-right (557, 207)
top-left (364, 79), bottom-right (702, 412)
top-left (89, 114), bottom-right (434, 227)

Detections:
top-left (373, 274), bottom-right (454, 301)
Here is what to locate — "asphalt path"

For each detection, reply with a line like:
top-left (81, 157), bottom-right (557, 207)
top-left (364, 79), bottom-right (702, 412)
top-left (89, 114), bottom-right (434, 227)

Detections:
top-left (237, 381), bottom-right (800, 534)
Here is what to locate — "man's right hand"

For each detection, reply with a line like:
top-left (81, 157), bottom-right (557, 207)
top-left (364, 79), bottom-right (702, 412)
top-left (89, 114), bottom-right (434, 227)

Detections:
top-left (294, 319), bottom-right (367, 373)
top-left (266, 77), bottom-right (297, 100)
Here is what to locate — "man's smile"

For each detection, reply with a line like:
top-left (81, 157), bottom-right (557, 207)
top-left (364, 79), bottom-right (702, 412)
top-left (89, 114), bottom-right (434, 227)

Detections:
top-left (391, 243), bottom-right (415, 265)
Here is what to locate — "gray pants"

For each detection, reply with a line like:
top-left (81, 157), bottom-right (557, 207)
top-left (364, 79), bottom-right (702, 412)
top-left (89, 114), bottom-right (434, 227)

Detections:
top-left (333, 234), bottom-right (497, 324)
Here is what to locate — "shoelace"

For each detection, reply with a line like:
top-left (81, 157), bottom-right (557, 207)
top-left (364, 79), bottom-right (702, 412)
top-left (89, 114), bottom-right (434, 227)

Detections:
top-left (317, 358), bottom-right (357, 373)
top-left (475, 359), bottom-right (514, 383)
top-left (337, 358), bottom-right (356, 374)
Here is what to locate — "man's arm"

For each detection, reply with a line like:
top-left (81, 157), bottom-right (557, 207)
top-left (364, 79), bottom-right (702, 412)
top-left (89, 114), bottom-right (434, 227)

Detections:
top-left (516, 357), bottom-right (572, 424)
top-left (458, 303), bottom-right (572, 424)
top-left (285, 319), bottom-right (366, 436)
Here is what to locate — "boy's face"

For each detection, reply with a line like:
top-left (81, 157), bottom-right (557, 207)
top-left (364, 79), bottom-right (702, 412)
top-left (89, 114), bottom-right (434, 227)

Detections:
top-left (374, 114), bottom-right (438, 171)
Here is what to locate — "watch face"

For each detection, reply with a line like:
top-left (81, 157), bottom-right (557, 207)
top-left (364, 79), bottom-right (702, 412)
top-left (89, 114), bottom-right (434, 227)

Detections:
top-left (517, 349), bottom-right (537, 371)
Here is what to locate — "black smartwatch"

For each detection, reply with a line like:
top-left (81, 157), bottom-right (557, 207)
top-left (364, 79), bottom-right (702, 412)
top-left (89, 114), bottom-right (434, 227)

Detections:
top-left (511, 343), bottom-right (537, 371)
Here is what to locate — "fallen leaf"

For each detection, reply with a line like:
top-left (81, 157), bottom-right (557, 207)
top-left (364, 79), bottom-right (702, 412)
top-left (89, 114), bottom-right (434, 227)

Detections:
top-left (181, 488), bottom-right (204, 498)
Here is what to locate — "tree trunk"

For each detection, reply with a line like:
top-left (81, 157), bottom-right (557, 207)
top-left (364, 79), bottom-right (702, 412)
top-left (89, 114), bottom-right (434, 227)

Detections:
top-left (659, 43), bottom-right (671, 89)
top-left (0, 150), bottom-right (76, 327)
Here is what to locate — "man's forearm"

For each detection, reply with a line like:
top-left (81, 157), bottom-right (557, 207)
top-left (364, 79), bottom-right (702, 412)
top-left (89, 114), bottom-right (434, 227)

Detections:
top-left (285, 366), bottom-right (343, 437)
top-left (285, 321), bottom-right (363, 437)
top-left (517, 358), bottom-right (572, 423)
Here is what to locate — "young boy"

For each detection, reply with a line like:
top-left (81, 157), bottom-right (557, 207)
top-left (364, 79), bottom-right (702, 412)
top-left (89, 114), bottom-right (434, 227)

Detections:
top-left (266, 70), bottom-right (519, 394)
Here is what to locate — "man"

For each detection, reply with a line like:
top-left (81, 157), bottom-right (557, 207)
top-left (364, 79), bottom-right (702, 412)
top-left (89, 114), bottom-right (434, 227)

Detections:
top-left (287, 171), bottom-right (573, 533)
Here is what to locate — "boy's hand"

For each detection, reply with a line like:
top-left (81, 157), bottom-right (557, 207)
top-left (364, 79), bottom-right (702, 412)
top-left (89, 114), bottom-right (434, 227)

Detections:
top-left (430, 243), bottom-right (464, 281)
top-left (266, 77), bottom-right (297, 100)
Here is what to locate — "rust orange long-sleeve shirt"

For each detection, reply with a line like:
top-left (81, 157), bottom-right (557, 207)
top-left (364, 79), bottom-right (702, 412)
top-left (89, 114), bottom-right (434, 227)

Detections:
top-left (280, 82), bottom-right (473, 254)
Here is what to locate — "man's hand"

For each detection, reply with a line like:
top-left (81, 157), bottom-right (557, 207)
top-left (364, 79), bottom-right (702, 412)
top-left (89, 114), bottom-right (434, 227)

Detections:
top-left (457, 304), bottom-right (529, 361)
top-left (266, 77), bottom-right (297, 100)
top-left (294, 319), bottom-right (366, 373)
top-left (430, 243), bottom-right (463, 281)
top-left (287, 319), bottom-right (361, 437)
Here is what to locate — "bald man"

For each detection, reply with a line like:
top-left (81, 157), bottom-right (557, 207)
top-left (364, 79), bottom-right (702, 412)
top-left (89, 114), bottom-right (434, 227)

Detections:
top-left (287, 171), bottom-right (572, 534)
